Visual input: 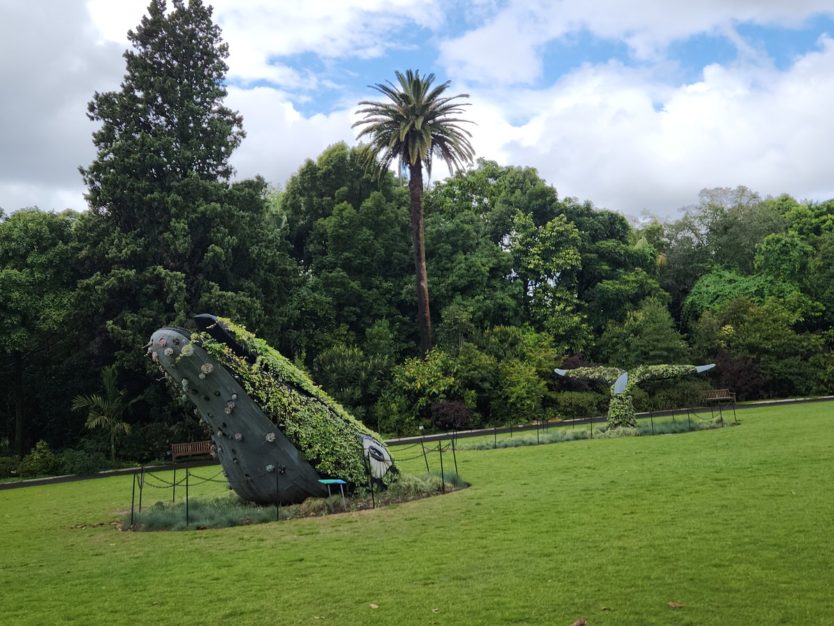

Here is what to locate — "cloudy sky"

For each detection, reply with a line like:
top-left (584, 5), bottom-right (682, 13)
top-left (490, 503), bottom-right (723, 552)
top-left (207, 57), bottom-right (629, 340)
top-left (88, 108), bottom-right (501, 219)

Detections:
top-left (2, 0), bottom-right (834, 220)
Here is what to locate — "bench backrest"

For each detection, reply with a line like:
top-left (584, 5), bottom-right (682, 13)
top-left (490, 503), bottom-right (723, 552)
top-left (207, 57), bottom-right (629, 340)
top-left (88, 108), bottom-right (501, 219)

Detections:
top-left (171, 440), bottom-right (212, 461)
top-left (703, 389), bottom-right (735, 401)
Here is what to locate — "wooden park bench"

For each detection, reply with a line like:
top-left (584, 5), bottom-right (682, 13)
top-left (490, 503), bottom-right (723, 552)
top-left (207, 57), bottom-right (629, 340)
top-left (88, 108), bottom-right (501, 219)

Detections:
top-left (702, 388), bottom-right (738, 425)
top-left (170, 440), bottom-right (212, 462)
top-left (703, 389), bottom-right (736, 403)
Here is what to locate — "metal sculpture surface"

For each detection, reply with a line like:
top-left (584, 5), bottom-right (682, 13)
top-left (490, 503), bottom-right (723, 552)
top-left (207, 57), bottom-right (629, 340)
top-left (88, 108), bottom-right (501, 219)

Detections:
top-left (554, 364), bottom-right (715, 428)
top-left (148, 315), bottom-right (394, 505)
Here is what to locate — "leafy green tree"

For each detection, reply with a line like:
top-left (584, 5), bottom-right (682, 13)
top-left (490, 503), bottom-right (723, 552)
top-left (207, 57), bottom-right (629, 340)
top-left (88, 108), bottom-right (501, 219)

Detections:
top-left (279, 143), bottom-right (413, 361)
top-left (379, 349), bottom-right (464, 434)
top-left (81, 0), bottom-right (243, 234)
top-left (0, 209), bottom-right (80, 455)
top-left (692, 298), bottom-right (824, 398)
top-left (683, 268), bottom-right (817, 324)
top-left (659, 188), bottom-right (791, 321)
top-left (425, 202), bottom-right (519, 335)
top-left (281, 142), bottom-right (397, 264)
top-left (77, 0), bottom-right (299, 391)
top-left (551, 197), bottom-right (664, 333)
top-left (426, 161), bottom-right (590, 352)
top-left (508, 211), bottom-right (588, 351)
top-left (72, 366), bottom-right (136, 463)
top-left (68, 0), bottom-right (306, 464)
top-left (309, 193), bottom-right (413, 340)
top-left (807, 231), bottom-right (834, 328)
top-left (354, 69), bottom-right (475, 355)
top-left (597, 298), bottom-right (690, 369)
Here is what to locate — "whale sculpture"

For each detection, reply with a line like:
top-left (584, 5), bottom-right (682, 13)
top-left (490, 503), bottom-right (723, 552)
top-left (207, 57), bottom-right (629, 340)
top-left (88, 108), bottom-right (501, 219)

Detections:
top-left (554, 364), bottom-right (715, 428)
top-left (148, 315), bottom-right (394, 505)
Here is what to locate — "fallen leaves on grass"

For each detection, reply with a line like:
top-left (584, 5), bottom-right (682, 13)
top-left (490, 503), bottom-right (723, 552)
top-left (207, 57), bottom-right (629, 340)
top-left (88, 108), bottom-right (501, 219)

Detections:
top-left (667, 601), bottom-right (685, 609)
top-left (570, 619), bottom-right (587, 626)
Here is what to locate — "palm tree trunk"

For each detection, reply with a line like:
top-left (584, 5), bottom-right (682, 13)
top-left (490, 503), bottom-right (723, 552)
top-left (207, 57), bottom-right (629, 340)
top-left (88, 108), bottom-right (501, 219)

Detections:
top-left (110, 431), bottom-right (116, 464)
top-left (408, 161), bottom-right (432, 356)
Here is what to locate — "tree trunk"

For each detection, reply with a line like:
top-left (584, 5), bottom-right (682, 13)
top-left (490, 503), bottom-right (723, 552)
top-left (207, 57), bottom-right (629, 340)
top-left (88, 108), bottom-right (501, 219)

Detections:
top-left (408, 162), bottom-right (432, 356)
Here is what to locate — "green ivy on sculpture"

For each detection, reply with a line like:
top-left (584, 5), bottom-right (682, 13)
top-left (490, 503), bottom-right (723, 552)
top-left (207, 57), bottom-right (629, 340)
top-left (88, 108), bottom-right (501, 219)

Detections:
top-left (555, 364), bottom-right (715, 428)
top-left (195, 318), bottom-right (392, 488)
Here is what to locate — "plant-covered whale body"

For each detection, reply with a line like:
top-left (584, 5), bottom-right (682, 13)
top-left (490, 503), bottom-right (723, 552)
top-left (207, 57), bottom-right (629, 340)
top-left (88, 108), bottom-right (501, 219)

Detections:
top-left (148, 315), bottom-right (395, 504)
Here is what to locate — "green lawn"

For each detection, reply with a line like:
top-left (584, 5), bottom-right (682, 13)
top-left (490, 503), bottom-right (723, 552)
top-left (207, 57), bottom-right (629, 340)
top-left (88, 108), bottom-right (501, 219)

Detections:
top-left (2, 402), bottom-right (833, 625)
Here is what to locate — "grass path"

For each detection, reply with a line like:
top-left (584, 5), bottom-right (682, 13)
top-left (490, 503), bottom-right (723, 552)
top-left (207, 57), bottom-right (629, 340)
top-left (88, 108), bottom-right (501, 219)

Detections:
top-left (2, 403), bottom-right (833, 624)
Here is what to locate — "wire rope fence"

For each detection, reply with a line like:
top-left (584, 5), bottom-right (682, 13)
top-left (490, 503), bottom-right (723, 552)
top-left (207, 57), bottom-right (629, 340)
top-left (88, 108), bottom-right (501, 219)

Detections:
top-left (386, 399), bottom-right (739, 454)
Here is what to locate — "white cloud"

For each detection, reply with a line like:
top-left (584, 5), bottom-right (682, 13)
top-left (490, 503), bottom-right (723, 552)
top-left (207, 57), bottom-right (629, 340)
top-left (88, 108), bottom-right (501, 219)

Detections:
top-left (226, 87), bottom-right (356, 187)
top-left (439, 0), bottom-right (834, 84)
top-left (0, 0), bottom-right (122, 211)
top-left (86, 0), bottom-right (444, 87)
top-left (470, 36), bottom-right (834, 217)
top-left (4, 1), bottom-right (834, 218)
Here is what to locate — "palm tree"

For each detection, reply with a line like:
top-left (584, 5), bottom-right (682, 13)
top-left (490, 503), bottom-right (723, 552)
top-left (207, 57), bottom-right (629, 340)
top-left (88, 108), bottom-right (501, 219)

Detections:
top-left (72, 365), bottom-right (135, 463)
top-left (354, 69), bottom-right (475, 355)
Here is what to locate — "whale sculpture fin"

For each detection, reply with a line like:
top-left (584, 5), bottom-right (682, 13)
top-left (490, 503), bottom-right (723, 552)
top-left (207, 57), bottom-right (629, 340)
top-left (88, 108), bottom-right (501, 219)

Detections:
top-left (613, 371), bottom-right (629, 395)
top-left (194, 313), bottom-right (256, 363)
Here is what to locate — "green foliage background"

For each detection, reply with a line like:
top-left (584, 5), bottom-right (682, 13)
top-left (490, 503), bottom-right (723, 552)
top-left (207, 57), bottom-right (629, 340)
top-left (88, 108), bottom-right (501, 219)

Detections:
top-left (2, 1), bottom-right (833, 461)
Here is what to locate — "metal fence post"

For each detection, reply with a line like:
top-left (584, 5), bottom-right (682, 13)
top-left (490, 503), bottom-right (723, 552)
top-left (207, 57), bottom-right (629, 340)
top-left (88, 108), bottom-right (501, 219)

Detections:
top-left (275, 468), bottom-right (280, 522)
top-left (438, 441), bottom-right (446, 494)
top-left (185, 468), bottom-right (190, 528)
top-left (130, 473), bottom-right (136, 527)
top-left (138, 466), bottom-right (144, 512)
top-left (451, 433), bottom-right (459, 475)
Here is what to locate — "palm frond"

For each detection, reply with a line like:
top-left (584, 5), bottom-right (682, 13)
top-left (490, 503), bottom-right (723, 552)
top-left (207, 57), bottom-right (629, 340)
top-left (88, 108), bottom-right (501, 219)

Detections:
top-left (353, 69), bottom-right (475, 178)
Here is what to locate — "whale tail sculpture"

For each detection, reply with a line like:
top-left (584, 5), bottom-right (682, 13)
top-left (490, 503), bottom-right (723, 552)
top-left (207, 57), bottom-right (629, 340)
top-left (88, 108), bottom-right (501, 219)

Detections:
top-left (555, 363), bottom-right (715, 428)
top-left (148, 315), bottom-right (395, 505)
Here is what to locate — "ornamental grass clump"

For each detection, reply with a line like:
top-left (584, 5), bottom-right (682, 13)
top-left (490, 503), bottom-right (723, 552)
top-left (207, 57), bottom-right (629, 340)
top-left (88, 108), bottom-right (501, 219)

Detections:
top-left (129, 495), bottom-right (278, 531)
top-left (125, 471), bottom-right (463, 530)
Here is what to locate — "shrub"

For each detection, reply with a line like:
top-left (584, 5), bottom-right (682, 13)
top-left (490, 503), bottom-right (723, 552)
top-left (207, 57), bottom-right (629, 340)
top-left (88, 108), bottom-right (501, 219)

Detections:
top-left (553, 391), bottom-right (605, 419)
top-left (596, 426), bottom-right (640, 439)
top-left (463, 429), bottom-right (591, 450)
top-left (18, 441), bottom-right (61, 477)
top-left (430, 400), bottom-right (473, 431)
top-left (298, 497), bottom-right (328, 517)
top-left (386, 473), bottom-right (444, 498)
top-left (59, 448), bottom-right (109, 476)
top-left (0, 456), bottom-right (20, 478)
top-left (432, 470), bottom-right (467, 489)
top-left (632, 379), bottom-right (711, 412)
top-left (131, 496), bottom-right (279, 531)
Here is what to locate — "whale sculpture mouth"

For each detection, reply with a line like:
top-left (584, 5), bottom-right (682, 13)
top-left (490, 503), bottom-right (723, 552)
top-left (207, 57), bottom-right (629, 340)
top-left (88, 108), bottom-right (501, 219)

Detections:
top-left (148, 315), bottom-right (395, 505)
